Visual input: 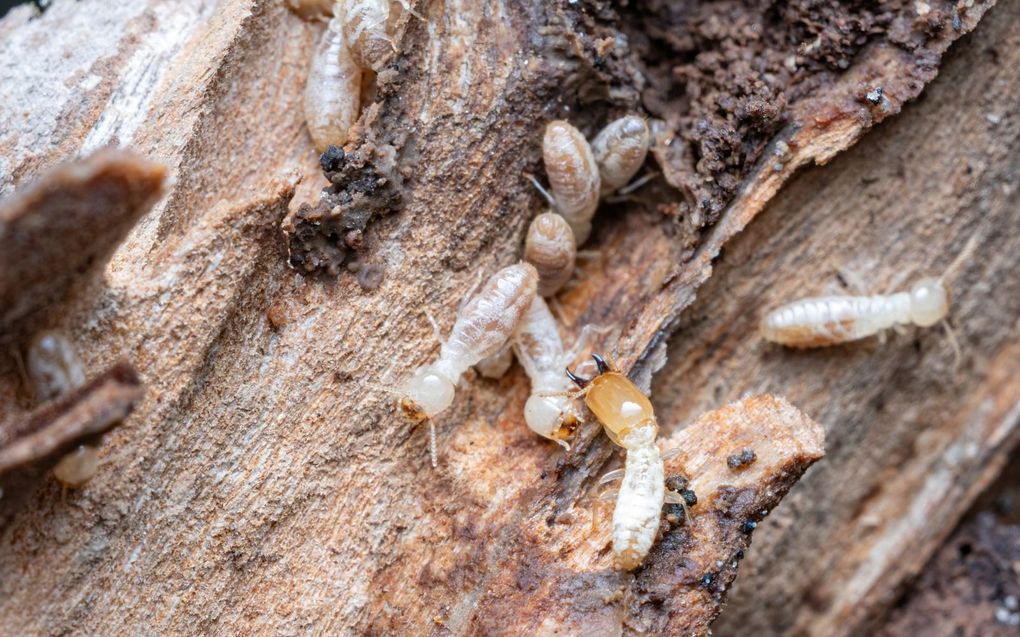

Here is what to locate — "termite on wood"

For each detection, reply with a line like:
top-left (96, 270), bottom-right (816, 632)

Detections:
top-left (760, 278), bottom-right (949, 347)
top-left (304, 15), bottom-right (362, 152)
top-left (760, 234), bottom-right (981, 349)
top-left (26, 331), bottom-right (99, 489)
top-left (591, 115), bottom-right (650, 194)
top-left (542, 120), bottom-right (600, 244)
top-left (399, 263), bottom-right (538, 467)
top-left (341, 0), bottom-right (398, 71)
top-left (513, 297), bottom-right (597, 449)
top-left (567, 354), bottom-right (685, 570)
top-left (524, 211), bottom-right (576, 297)
top-left (26, 331), bottom-right (86, 402)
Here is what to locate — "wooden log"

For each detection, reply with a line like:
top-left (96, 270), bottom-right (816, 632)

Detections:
top-left (0, 0), bottom-right (1002, 634)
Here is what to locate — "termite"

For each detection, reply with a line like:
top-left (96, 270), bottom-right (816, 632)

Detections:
top-left (26, 330), bottom-right (86, 402)
top-left (759, 231), bottom-right (983, 350)
top-left (341, 0), bottom-right (397, 71)
top-left (524, 211), bottom-right (576, 297)
top-left (304, 15), bottom-right (363, 152)
top-left (25, 331), bottom-right (99, 490)
top-left (399, 263), bottom-right (538, 467)
top-left (513, 297), bottom-right (594, 449)
top-left (542, 120), bottom-right (601, 244)
top-left (760, 278), bottom-right (949, 348)
top-left (567, 354), bottom-right (685, 570)
top-left (475, 343), bottom-right (514, 379)
top-left (591, 115), bottom-right (650, 194)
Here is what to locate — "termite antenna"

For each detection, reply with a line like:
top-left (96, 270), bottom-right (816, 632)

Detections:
top-left (942, 320), bottom-right (963, 373)
top-left (526, 174), bottom-right (556, 207)
top-left (591, 353), bottom-right (610, 375)
top-left (565, 366), bottom-right (591, 388)
top-left (428, 419), bottom-right (438, 468)
top-left (939, 231), bottom-right (983, 286)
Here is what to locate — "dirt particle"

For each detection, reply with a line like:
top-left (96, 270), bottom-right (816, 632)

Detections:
top-left (357, 262), bottom-right (385, 291)
top-left (727, 448), bottom-right (757, 470)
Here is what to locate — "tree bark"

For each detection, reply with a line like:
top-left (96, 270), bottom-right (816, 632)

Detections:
top-left (0, 0), bottom-right (1013, 635)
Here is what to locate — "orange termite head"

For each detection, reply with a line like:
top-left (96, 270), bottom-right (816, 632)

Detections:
top-left (567, 354), bottom-right (655, 448)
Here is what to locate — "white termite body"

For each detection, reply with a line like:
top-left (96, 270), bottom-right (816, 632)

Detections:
top-left (400, 263), bottom-right (538, 465)
top-left (543, 120), bottom-right (600, 244)
top-left (341, 0), bottom-right (396, 71)
top-left (568, 355), bottom-right (666, 570)
top-left (304, 15), bottom-right (362, 152)
top-left (524, 211), bottom-right (576, 297)
top-left (27, 331), bottom-right (86, 402)
top-left (26, 331), bottom-right (99, 488)
top-left (761, 277), bottom-right (949, 348)
top-left (591, 115), bottom-right (650, 194)
top-left (512, 297), bottom-right (580, 448)
top-left (611, 425), bottom-right (664, 571)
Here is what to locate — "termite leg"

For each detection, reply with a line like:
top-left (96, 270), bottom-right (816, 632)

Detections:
top-left (598, 468), bottom-right (625, 486)
top-left (456, 270), bottom-right (485, 313)
top-left (425, 311), bottom-right (442, 344)
top-left (834, 266), bottom-right (868, 295)
top-left (603, 171), bottom-right (659, 203)
top-left (428, 419), bottom-right (438, 468)
top-left (942, 319), bottom-right (963, 372)
top-left (526, 174), bottom-right (556, 207)
top-left (591, 486), bottom-right (618, 533)
top-left (564, 323), bottom-right (613, 365)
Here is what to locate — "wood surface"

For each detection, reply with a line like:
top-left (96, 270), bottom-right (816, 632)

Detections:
top-left (0, 0), bottom-right (1013, 635)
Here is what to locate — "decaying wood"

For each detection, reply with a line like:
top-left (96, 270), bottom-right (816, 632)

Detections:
top-left (0, 362), bottom-right (144, 524)
top-left (660, 6), bottom-right (1020, 635)
top-left (0, 0), bottom-right (1005, 634)
top-left (0, 149), bottom-right (165, 330)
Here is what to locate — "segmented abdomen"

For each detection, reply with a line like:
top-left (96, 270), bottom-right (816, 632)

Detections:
top-left (304, 16), bottom-right (362, 152)
top-left (437, 263), bottom-right (538, 380)
top-left (612, 441), bottom-right (664, 570)
top-left (761, 293), bottom-right (911, 347)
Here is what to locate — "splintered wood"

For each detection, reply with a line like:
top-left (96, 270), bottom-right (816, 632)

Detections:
top-left (0, 1), bottom-right (1004, 636)
top-left (0, 363), bottom-right (144, 522)
top-left (0, 149), bottom-right (165, 331)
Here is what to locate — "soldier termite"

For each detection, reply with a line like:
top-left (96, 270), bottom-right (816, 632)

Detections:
top-left (542, 120), bottom-right (601, 244)
top-left (398, 263), bottom-right (538, 467)
top-left (567, 354), bottom-right (685, 570)
top-left (524, 211), bottom-right (576, 297)
top-left (25, 331), bottom-right (99, 490)
top-left (760, 233), bottom-right (981, 349)
top-left (591, 115), bottom-right (650, 194)
top-left (513, 297), bottom-right (600, 449)
top-left (304, 15), bottom-right (363, 152)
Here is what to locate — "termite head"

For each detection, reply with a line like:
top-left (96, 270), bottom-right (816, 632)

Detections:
top-left (524, 394), bottom-right (578, 448)
top-left (399, 366), bottom-right (455, 421)
top-left (909, 277), bottom-right (950, 327)
top-left (567, 354), bottom-right (655, 447)
top-left (53, 445), bottom-right (99, 488)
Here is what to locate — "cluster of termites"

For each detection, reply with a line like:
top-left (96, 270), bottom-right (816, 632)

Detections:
top-left (296, 0), bottom-right (417, 151)
top-left (293, 2), bottom-right (975, 572)
top-left (25, 331), bottom-right (100, 490)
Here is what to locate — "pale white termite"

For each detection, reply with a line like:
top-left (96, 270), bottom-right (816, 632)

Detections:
top-left (567, 355), bottom-right (685, 570)
top-left (591, 115), bottom-right (650, 194)
top-left (26, 331), bottom-right (99, 489)
top-left (26, 330), bottom-right (86, 402)
top-left (760, 277), bottom-right (949, 348)
top-left (524, 211), bottom-right (577, 297)
top-left (341, 0), bottom-right (396, 71)
top-left (304, 15), bottom-right (363, 152)
top-left (475, 343), bottom-right (514, 379)
top-left (543, 120), bottom-right (601, 244)
top-left (399, 263), bottom-right (538, 466)
top-left (512, 296), bottom-right (584, 449)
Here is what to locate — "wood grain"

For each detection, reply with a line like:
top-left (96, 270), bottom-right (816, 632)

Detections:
top-left (0, 0), bottom-right (1004, 635)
